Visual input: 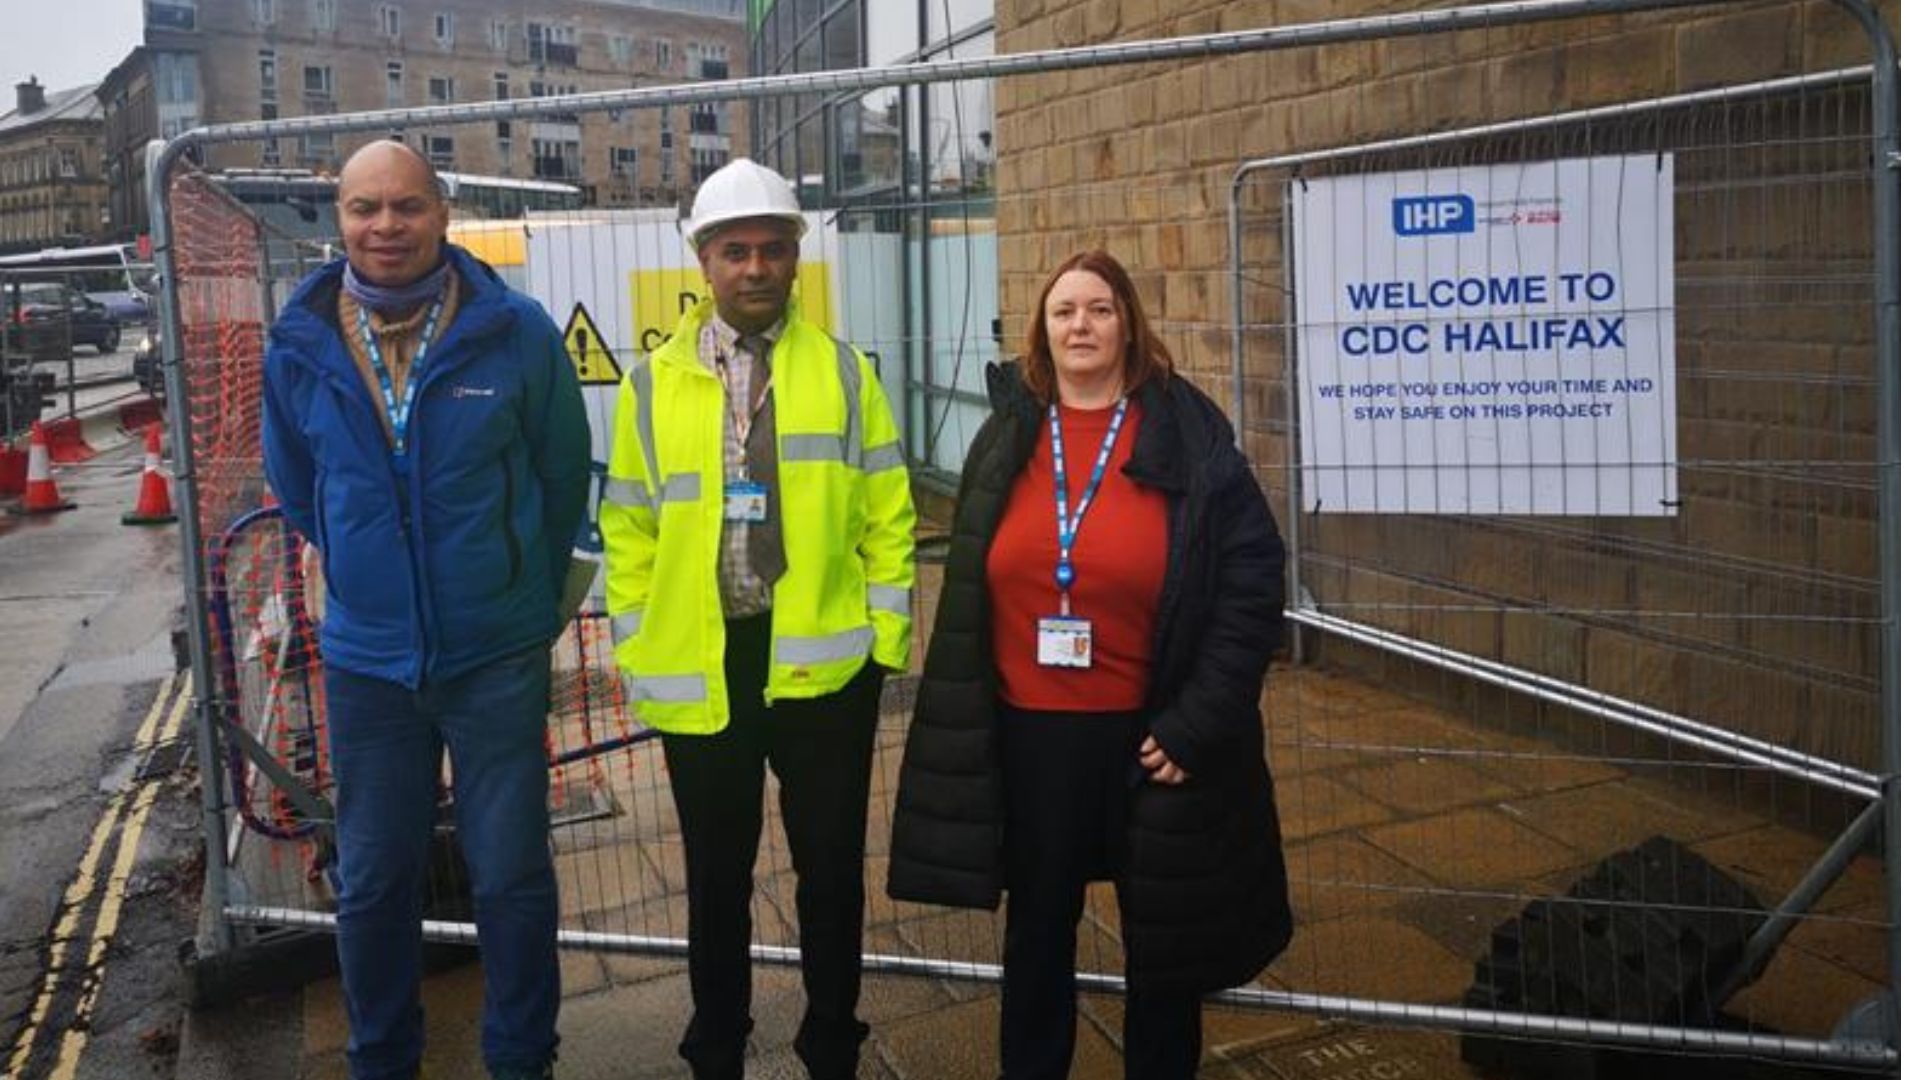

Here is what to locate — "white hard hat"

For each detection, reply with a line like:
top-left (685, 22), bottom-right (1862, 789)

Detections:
top-left (685, 158), bottom-right (807, 250)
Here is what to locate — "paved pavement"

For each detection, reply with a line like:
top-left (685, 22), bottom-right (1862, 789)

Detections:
top-left (168, 663), bottom-right (1891, 1080)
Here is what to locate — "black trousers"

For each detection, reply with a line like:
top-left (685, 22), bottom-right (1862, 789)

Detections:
top-left (998, 704), bottom-right (1203, 1080)
top-left (660, 613), bottom-right (883, 1080)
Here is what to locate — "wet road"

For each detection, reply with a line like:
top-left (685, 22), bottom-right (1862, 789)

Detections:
top-left (0, 434), bottom-right (198, 1078)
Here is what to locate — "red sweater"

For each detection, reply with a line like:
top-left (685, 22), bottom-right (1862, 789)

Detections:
top-left (988, 400), bottom-right (1169, 712)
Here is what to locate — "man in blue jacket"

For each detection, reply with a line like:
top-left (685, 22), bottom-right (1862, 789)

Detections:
top-left (261, 139), bottom-right (589, 1080)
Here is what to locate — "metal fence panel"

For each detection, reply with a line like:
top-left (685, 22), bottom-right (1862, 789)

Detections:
top-left (147, 0), bottom-right (1897, 1069)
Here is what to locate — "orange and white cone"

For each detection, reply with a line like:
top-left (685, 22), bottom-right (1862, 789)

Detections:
top-left (19, 422), bottom-right (74, 515)
top-left (122, 424), bottom-right (176, 525)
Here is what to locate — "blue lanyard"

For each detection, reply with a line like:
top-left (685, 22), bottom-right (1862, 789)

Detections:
top-left (356, 296), bottom-right (446, 459)
top-left (1048, 396), bottom-right (1129, 613)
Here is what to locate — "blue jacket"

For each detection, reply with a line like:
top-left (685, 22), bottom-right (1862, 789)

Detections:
top-left (261, 245), bottom-right (591, 687)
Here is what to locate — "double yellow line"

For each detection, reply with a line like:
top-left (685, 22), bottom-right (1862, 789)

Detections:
top-left (2, 672), bottom-right (194, 1080)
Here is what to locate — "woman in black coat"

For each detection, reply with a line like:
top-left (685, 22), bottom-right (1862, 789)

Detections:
top-left (888, 251), bottom-right (1292, 1080)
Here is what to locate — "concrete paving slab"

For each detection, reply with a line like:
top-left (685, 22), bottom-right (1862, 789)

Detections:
top-left (1267, 917), bottom-right (1470, 1004)
top-left (1274, 775), bottom-right (1396, 841)
top-left (1721, 942), bottom-right (1888, 1039)
top-left (1498, 778), bottom-right (1736, 858)
top-left (1283, 836), bottom-right (1436, 926)
top-left (1362, 808), bottom-right (1584, 890)
top-left (1339, 757), bottom-right (1518, 817)
top-left (1687, 825), bottom-right (1886, 913)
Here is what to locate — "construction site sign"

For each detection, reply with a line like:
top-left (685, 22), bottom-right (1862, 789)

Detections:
top-left (1291, 154), bottom-right (1677, 516)
top-left (560, 302), bottom-right (623, 386)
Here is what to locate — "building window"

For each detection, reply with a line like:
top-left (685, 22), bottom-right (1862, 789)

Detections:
top-left (433, 12), bottom-right (453, 47)
top-left (610, 146), bottom-right (637, 176)
top-left (494, 72), bottom-right (510, 100)
top-left (376, 4), bottom-right (400, 40)
top-left (496, 138), bottom-right (513, 174)
top-left (489, 17), bottom-right (510, 53)
top-left (659, 108), bottom-right (674, 184)
top-left (527, 22), bottom-right (579, 67)
top-left (532, 137), bottom-right (580, 180)
top-left (609, 33), bottom-right (633, 68)
top-left (656, 38), bottom-right (673, 69)
top-left (692, 147), bottom-right (726, 184)
top-left (251, 0), bottom-right (275, 26)
top-left (301, 132), bottom-right (334, 163)
top-left (259, 50), bottom-right (278, 99)
top-left (146, 0), bottom-right (196, 32)
top-left (421, 134), bottom-right (455, 169)
top-left (303, 64), bottom-right (334, 101)
top-left (385, 62), bottom-right (403, 107)
top-left (58, 148), bottom-right (79, 178)
top-left (261, 103), bottom-right (280, 164)
top-left (311, 0), bottom-right (335, 31)
top-left (428, 76), bottom-right (454, 105)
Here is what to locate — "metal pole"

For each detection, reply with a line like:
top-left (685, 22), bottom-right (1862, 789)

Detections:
top-left (1819, 0), bottom-right (1902, 1052)
top-left (1710, 799), bottom-right (1886, 1008)
top-left (222, 905), bottom-right (1899, 1068)
top-left (1291, 610), bottom-right (1881, 800)
top-left (144, 138), bottom-right (234, 953)
top-left (163, 0), bottom-right (1804, 151)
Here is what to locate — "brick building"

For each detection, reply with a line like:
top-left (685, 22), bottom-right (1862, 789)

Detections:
top-left (0, 79), bottom-right (109, 252)
top-left (102, 0), bottom-right (748, 238)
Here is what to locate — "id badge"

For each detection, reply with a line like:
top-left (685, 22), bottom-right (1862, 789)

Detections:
top-left (1036, 616), bottom-right (1094, 668)
top-left (723, 480), bottom-right (769, 523)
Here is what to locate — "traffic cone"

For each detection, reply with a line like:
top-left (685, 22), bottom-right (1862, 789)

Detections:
top-left (18, 422), bottom-right (74, 515)
top-left (121, 424), bottom-right (177, 525)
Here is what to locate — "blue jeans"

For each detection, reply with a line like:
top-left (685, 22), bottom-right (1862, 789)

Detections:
top-left (324, 647), bottom-right (561, 1080)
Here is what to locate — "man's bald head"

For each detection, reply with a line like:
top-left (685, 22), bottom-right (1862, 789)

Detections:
top-left (336, 139), bottom-right (451, 287)
top-left (339, 139), bottom-right (444, 202)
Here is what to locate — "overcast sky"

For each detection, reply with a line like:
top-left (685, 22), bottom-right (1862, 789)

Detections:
top-left (0, 0), bottom-right (142, 103)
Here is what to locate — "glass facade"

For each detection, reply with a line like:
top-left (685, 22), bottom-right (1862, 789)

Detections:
top-left (750, 0), bottom-right (996, 478)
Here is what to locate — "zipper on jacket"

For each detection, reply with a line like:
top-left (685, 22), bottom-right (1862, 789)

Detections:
top-left (1145, 487), bottom-right (1199, 711)
top-left (501, 453), bottom-right (522, 586)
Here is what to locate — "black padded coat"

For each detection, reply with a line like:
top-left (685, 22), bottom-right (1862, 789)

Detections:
top-left (887, 362), bottom-right (1293, 993)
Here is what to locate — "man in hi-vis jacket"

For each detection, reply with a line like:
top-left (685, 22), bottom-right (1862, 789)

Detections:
top-left (599, 157), bottom-right (915, 1080)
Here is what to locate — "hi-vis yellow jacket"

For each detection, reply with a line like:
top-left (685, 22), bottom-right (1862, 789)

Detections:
top-left (600, 299), bottom-right (916, 734)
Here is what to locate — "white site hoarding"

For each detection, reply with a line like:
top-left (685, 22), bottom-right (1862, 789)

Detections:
top-left (1290, 154), bottom-right (1677, 516)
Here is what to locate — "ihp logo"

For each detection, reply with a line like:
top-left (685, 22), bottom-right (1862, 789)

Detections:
top-left (1392, 194), bottom-right (1475, 236)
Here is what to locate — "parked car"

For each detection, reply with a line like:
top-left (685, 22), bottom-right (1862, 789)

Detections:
top-left (3, 282), bottom-right (121, 359)
top-left (86, 288), bottom-right (152, 326)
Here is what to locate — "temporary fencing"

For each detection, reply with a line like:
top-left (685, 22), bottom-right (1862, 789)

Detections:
top-left (147, 0), bottom-right (1897, 1070)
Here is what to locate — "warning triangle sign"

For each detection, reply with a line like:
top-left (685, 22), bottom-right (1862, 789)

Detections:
top-left (562, 303), bottom-right (623, 386)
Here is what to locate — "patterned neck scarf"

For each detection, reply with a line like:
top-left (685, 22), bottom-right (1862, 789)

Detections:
top-left (342, 249), bottom-right (451, 316)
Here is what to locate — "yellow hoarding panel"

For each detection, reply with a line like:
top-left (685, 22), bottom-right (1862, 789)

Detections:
top-left (630, 263), bottom-right (834, 354)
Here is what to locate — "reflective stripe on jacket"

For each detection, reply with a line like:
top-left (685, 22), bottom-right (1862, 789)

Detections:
top-left (599, 298), bottom-right (916, 734)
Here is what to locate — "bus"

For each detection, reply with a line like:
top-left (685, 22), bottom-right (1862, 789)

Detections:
top-left (441, 172), bottom-right (587, 218)
top-left (210, 168), bottom-right (587, 232)
top-left (0, 242), bottom-right (154, 324)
